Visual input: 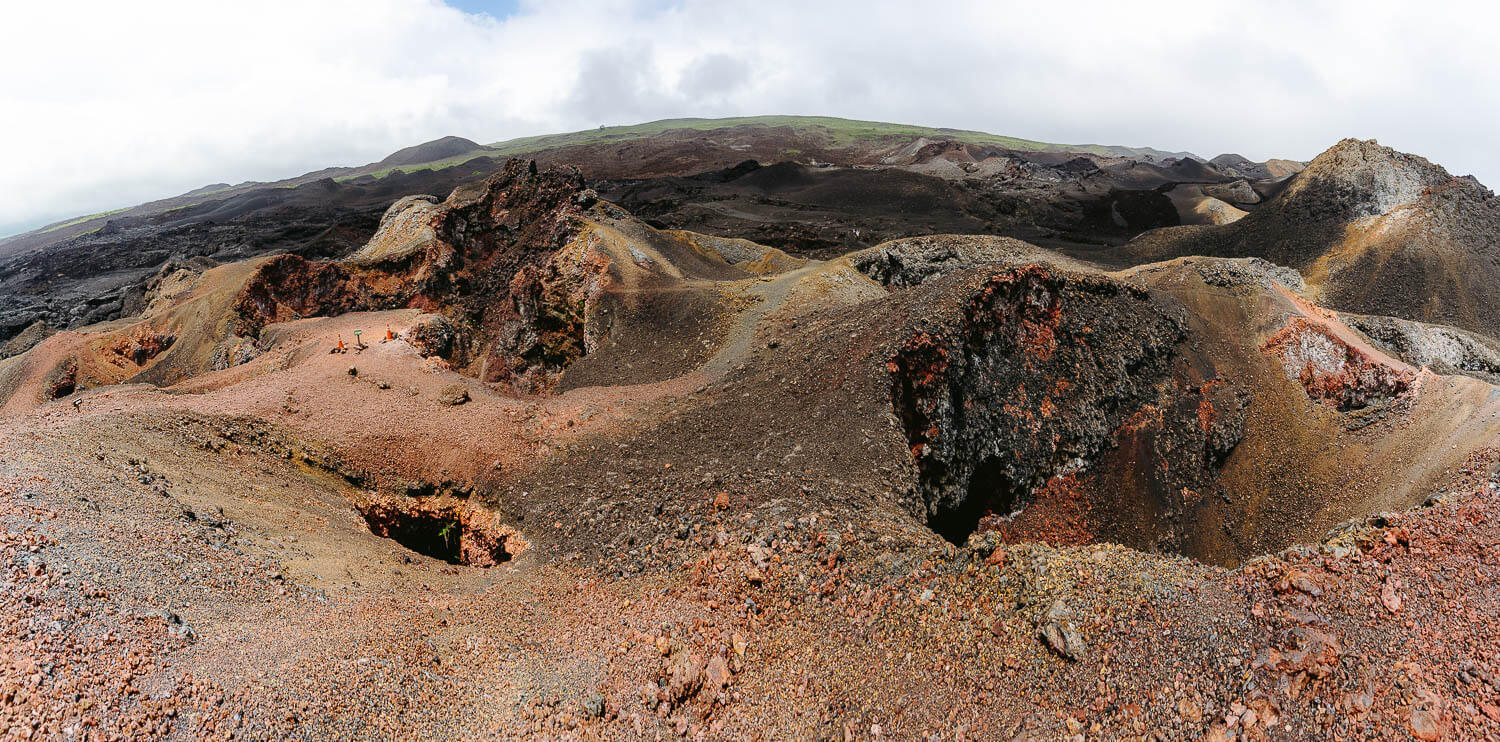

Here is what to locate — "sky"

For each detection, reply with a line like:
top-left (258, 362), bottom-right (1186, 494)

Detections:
top-left (2, 0), bottom-right (1497, 238)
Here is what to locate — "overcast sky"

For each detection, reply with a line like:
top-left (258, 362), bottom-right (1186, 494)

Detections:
top-left (2, 0), bottom-right (1496, 237)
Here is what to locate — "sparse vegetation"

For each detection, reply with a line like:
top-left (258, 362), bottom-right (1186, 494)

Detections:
top-left (483, 115), bottom-right (1168, 159)
top-left (38, 207), bottom-right (129, 234)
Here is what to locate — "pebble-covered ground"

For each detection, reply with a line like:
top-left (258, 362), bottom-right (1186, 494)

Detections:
top-left (3, 399), bottom-right (1499, 740)
top-left (3, 237), bottom-right (1499, 740)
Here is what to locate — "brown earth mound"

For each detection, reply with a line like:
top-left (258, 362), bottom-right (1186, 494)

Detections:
top-left (231, 159), bottom-right (602, 392)
top-left (1128, 139), bottom-right (1500, 340)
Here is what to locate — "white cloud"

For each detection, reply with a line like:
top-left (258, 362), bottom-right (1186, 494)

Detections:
top-left (3, 0), bottom-right (1497, 236)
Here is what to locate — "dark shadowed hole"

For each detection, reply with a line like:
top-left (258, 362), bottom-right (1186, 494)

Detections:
top-left (930, 456), bottom-right (1022, 545)
top-left (365, 510), bottom-right (464, 563)
top-left (359, 509), bottom-right (514, 566)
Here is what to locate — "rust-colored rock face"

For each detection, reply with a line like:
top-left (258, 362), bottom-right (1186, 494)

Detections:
top-left (484, 241), bottom-right (612, 390)
top-left (233, 255), bottom-right (362, 339)
top-left (100, 326), bottom-right (175, 369)
top-left (357, 497), bottom-right (526, 568)
top-left (230, 159), bottom-right (606, 392)
top-left (1262, 318), bottom-right (1414, 410)
top-left (889, 265), bottom-right (1186, 543)
top-left (886, 263), bottom-right (1254, 553)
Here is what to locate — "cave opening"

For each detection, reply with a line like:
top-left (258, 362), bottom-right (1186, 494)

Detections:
top-left (359, 506), bottom-right (518, 567)
top-left (930, 456), bottom-right (1023, 545)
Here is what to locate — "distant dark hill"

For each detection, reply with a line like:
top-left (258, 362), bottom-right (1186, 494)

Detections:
top-left (1128, 138), bottom-right (1500, 339)
top-left (1208, 154), bottom-right (1268, 180)
top-left (1164, 158), bottom-right (1222, 181)
top-left (375, 136), bottom-right (486, 168)
top-left (1208, 153), bottom-right (1308, 181)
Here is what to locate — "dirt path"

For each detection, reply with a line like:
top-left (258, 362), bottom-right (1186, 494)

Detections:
top-left (702, 261), bottom-right (824, 378)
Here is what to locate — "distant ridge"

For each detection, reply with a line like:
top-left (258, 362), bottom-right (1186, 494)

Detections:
top-left (484, 115), bottom-right (1202, 162)
top-left (3, 115), bottom-right (1217, 249)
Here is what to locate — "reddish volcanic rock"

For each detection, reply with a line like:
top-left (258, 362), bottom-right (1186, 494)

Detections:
top-left (229, 159), bottom-right (606, 392)
top-left (1262, 317), bottom-right (1414, 409)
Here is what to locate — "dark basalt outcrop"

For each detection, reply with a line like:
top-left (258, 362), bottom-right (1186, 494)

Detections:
top-left (1345, 313), bottom-right (1500, 382)
top-left (887, 264), bottom-right (1245, 546)
top-left (229, 159), bottom-right (606, 392)
top-left (851, 235), bottom-right (1037, 288)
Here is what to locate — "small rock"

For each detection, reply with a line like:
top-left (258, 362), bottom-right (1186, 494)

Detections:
top-left (1381, 578), bottom-right (1403, 613)
top-left (705, 655), bottom-right (731, 689)
top-left (986, 546), bottom-right (1006, 566)
top-left (156, 610), bottom-right (196, 641)
top-left (347, 366), bottom-right (358, 377)
top-left (1177, 697), bottom-right (1202, 723)
top-left (746, 544), bottom-right (771, 569)
top-left (437, 383), bottom-right (470, 406)
top-left (1286, 570), bottom-right (1323, 597)
top-left (1203, 724), bottom-right (1233, 742)
top-left (1039, 621), bottom-right (1085, 661)
top-left (666, 651), bottom-right (706, 703)
top-left (1271, 626), bottom-right (1340, 678)
top-left (1410, 688), bottom-right (1449, 741)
